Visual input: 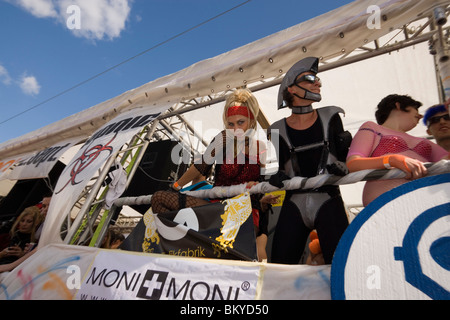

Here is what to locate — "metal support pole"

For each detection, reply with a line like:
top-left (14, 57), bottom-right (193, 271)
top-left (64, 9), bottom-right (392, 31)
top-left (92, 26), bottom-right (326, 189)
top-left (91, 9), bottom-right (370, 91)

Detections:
top-left (64, 119), bottom-right (161, 244)
top-left (433, 6), bottom-right (450, 100)
top-left (91, 119), bottom-right (161, 247)
top-left (64, 149), bottom-right (119, 243)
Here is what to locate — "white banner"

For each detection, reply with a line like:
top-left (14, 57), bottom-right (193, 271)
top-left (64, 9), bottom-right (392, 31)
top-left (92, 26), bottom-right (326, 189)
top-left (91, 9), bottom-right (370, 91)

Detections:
top-left (0, 156), bottom-right (20, 181)
top-left (39, 106), bottom-right (166, 247)
top-left (0, 138), bottom-right (79, 181)
top-left (0, 244), bottom-right (331, 300)
top-left (76, 251), bottom-right (260, 300)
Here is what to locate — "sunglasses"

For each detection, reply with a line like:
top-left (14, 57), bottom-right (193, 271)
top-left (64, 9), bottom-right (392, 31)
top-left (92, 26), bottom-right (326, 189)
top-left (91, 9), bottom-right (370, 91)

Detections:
top-left (295, 74), bottom-right (321, 85)
top-left (427, 113), bottom-right (450, 126)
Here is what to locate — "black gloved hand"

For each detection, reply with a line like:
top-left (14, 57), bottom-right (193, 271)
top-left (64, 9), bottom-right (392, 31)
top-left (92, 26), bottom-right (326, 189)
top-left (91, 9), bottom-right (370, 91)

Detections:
top-left (268, 171), bottom-right (291, 188)
top-left (326, 161), bottom-right (349, 176)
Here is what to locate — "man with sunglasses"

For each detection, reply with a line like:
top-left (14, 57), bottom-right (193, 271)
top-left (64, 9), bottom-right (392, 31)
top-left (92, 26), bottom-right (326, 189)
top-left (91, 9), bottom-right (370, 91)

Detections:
top-left (423, 103), bottom-right (450, 151)
top-left (267, 57), bottom-right (351, 265)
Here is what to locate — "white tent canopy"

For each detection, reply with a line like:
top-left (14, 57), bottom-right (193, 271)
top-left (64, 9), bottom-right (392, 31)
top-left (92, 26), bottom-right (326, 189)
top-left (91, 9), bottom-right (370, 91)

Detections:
top-left (0, 0), bottom-right (447, 162)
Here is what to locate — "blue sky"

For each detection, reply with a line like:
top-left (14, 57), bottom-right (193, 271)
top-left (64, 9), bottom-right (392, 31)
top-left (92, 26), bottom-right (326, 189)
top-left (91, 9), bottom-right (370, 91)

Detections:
top-left (0, 0), bottom-right (354, 144)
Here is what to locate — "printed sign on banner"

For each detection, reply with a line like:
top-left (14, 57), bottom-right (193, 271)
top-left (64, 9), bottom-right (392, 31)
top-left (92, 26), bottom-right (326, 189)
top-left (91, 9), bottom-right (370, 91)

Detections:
top-left (331, 173), bottom-right (450, 300)
top-left (39, 106), bottom-right (166, 247)
top-left (121, 193), bottom-right (257, 261)
top-left (3, 138), bottom-right (79, 181)
top-left (0, 156), bottom-right (20, 181)
top-left (76, 250), bottom-right (260, 300)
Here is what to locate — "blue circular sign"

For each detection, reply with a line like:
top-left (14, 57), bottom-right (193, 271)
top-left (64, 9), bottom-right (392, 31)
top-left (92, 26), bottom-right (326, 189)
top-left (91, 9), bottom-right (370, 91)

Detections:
top-left (331, 173), bottom-right (450, 300)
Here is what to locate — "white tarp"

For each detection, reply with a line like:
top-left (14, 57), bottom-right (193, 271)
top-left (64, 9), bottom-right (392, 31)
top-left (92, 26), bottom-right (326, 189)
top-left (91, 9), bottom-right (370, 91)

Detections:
top-left (0, 0), bottom-right (447, 161)
top-left (0, 137), bottom-right (79, 181)
top-left (0, 243), bottom-right (331, 300)
top-left (77, 250), bottom-right (260, 300)
top-left (38, 106), bottom-right (168, 248)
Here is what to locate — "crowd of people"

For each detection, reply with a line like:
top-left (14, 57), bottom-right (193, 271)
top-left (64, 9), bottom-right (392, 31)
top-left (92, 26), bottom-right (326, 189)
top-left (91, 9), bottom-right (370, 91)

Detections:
top-left (0, 193), bottom-right (125, 274)
top-left (0, 56), bottom-right (449, 273)
top-left (0, 194), bottom-right (51, 273)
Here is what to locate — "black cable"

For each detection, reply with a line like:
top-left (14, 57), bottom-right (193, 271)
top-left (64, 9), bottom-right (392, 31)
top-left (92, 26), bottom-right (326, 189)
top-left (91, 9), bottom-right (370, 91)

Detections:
top-left (0, 0), bottom-right (252, 126)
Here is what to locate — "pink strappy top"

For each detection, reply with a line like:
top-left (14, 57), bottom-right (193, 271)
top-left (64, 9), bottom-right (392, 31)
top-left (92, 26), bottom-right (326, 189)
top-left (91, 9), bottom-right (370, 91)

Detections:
top-left (348, 121), bottom-right (447, 161)
top-left (347, 121), bottom-right (447, 206)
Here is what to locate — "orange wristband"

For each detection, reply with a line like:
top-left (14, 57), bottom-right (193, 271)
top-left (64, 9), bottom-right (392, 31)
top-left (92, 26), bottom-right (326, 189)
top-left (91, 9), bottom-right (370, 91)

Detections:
top-left (383, 156), bottom-right (392, 169)
top-left (172, 182), bottom-right (181, 191)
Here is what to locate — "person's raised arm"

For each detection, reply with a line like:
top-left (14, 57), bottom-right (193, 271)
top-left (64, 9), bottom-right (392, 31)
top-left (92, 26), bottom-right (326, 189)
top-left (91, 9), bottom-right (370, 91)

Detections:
top-left (347, 154), bottom-right (427, 180)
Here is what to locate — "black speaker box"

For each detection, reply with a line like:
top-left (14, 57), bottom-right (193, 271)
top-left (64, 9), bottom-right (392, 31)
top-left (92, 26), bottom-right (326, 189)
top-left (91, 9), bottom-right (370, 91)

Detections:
top-left (123, 140), bottom-right (187, 213)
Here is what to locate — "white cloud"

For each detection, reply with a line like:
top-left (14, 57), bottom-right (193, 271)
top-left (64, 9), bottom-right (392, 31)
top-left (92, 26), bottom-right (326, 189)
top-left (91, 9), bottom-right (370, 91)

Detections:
top-left (0, 64), bottom-right (12, 85)
top-left (15, 0), bottom-right (58, 18)
top-left (63, 0), bottom-right (132, 40)
top-left (0, 65), bottom-right (40, 95)
top-left (13, 0), bottom-right (132, 41)
top-left (19, 75), bottom-right (41, 96)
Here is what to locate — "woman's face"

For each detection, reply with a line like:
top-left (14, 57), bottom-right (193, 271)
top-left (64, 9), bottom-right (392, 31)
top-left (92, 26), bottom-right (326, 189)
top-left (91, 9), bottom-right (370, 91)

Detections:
top-left (402, 106), bottom-right (423, 131)
top-left (18, 214), bottom-right (34, 233)
top-left (226, 115), bottom-right (250, 137)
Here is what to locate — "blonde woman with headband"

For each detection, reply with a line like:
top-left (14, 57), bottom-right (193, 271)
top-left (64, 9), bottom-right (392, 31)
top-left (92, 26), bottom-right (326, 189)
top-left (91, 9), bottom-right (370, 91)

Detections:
top-left (151, 88), bottom-right (278, 261)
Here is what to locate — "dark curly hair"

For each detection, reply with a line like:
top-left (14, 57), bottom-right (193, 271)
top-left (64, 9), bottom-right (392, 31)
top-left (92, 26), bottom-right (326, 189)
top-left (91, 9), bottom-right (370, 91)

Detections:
top-left (375, 94), bottom-right (422, 124)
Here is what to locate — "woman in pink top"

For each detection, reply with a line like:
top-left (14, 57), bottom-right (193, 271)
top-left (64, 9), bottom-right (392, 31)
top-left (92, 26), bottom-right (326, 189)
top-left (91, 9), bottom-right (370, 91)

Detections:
top-left (347, 94), bottom-right (449, 206)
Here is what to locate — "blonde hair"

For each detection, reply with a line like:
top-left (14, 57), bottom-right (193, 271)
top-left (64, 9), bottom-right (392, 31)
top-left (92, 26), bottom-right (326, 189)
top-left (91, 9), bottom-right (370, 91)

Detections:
top-left (222, 88), bottom-right (260, 130)
top-left (10, 206), bottom-right (40, 241)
